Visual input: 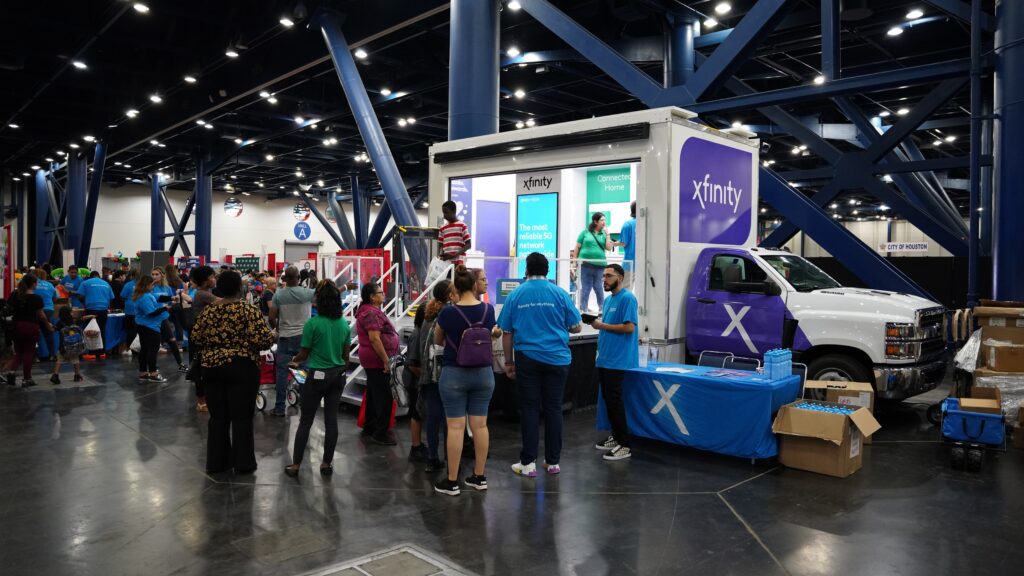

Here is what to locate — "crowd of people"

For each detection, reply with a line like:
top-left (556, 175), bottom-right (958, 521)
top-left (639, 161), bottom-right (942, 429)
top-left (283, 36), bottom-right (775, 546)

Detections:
top-left (3, 217), bottom-right (640, 495)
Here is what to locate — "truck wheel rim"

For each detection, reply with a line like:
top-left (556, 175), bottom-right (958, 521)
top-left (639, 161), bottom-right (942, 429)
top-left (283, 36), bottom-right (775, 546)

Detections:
top-left (814, 369), bottom-right (852, 381)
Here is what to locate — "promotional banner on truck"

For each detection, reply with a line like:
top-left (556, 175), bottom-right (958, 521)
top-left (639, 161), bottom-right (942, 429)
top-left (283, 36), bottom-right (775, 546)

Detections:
top-left (678, 138), bottom-right (752, 245)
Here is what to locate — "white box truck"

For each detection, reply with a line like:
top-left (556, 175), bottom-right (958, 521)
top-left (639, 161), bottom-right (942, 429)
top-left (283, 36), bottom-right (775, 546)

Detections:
top-left (427, 107), bottom-right (946, 400)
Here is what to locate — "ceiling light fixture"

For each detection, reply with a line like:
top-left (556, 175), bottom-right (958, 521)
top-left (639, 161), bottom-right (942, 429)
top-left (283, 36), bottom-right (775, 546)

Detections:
top-left (149, 139), bottom-right (159, 145)
top-left (280, 17), bottom-right (295, 27)
top-left (353, 48), bottom-right (368, 59)
top-left (515, 121), bottom-right (525, 129)
top-left (292, 190), bottom-right (299, 196)
top-left (317, 179), bottom-right (325, 187)
top-left (72, 60), bottom-right (88, 70)
top-left (30, 165), bottom-right (41, 170)
top-left (7, 123), bottom-right (19, 129)
top-left (295, 170), bottom-right (304, 177)
top-left (184, 75), bottom-right (197, 83)
top-left (897, 108), bottom-right (910, 115)
top-left (69, 143), bottom-right (80, 149)
top-left (12, 177), bottom-right (20, 182)
top-left (133, 3), bottom-right (149, 14)
top-left (57, 151), bottom-right (66, 156)
top-left (242, 191), bottom-right (251, 196)
top-left (21, 172), bottom-right (30, 177)
top-left (294, 115), bottom-right (304, 124)
top-left (906, 9), bottom-right (924, 20)
top-left (799, 145), bottom-right (808, 151)
top-left (149, 94), bottom-right (162, 103)
top-left (203, 123), bottom-right (213, 129)
top-left (196, 120), bottom-right (206, 126)
top-left (380, 87), bottom-right (392, 96)
top-left (267, 96), bottom-right (278, 104)
top-left (813, 75), bottom-right (825, 85)
top-left (225, 48), bottom-right (239, 58)
top-left (887, 26), bottom-right (904, 37)
top-left (398, 118), bottom-right (408, 127)
top-left (704, 18), bottom-right (718, 28)
top-left (714, 2), bottom-right (731, 16)
top-left (329, 137), bottom-right (338, 145)
top-left (514, 88), bottom-right (526, 98)
top-left (507, 1), bottom-right (522, 10)
top-left (945, 135), bottom-right (957, 142)
top-left (126, 109), bottom-right (139, 118)
top-left (259, 90), bottom-right (271, 98)
top-left (265, 154), bottom-right (274, 161)
top-left (83, 135), bottom-right (95, 142)
top-left (407, 117), bottom-right (416, 124)
top-left (878, 110), bottom-right (891, 117)
top-left (933, 139), bottom-right (943, 146)
top-left (525, 118), bottom-right (536, 127)
top-left (791, 147), bottom-right (800, 154)
top-left (45, 157), bottom-right (54, 162)
top-left (506, 46), bottom-right (520, 58)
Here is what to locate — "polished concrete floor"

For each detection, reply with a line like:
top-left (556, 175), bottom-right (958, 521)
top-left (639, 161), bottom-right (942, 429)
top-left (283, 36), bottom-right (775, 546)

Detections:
top-left (1, 354), bottom-right (1022, 576)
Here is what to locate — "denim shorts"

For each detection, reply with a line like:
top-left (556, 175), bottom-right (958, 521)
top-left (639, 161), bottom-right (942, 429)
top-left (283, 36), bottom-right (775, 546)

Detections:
top-left (439, 365), bottom-right (495, 418)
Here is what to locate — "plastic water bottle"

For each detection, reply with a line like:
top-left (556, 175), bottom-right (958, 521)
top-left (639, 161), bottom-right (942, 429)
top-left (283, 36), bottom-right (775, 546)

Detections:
top-left (639, 338), bottom-right (650, 369)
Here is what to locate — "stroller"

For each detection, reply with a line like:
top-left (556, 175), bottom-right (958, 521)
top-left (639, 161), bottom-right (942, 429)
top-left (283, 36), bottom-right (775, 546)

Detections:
top-left (255, 346), bottom-right (300, 412)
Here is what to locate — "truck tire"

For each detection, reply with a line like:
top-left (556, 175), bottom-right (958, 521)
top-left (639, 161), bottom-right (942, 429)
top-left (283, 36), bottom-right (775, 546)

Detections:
top-left (807, 353), bottom-right (873, 384)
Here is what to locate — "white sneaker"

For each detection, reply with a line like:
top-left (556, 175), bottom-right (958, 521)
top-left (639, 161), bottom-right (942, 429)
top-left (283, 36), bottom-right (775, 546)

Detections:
top-left (511, 462), bottom-right (537, 477)
top-left (603, 445), bottom-right (632, 461)
top-left (594, 435), bottom-right (618, 451)
top-left (543, 462), bottom-right (561, 475)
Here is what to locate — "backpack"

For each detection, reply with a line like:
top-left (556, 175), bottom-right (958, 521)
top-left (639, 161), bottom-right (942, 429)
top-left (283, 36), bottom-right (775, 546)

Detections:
top-left (444, 304), bottom-right (494, 367)
top-left (61, 325), bottom-right (86, 357)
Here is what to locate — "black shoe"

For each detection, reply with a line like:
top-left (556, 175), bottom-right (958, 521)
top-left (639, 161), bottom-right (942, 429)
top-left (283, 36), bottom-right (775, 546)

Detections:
top-left (148, 373), bottom-right (168, 383)
top-left (270, 408), bottom-right (286, 417)
top-left (320, 464), bottom-right (333, 476)
top-left (434, 478), bottom-right (461, 496)
top-left (425, 458), bottom-right (444, 473)
top-left (409, 445), bottom-right (428, 462)
top-left (21, 379), bottom-right (36, 388)
top-left (178, 363), bottom-right (188, 373)
top-left (284, 465), bottom-right (299, 478)
top-left (5, 372), bottom-right (15, 386)
top-left (73, 374), bottom-right (83, 382)
top-left (464, 474), bottom-right (488, 491)
top-left (370, 433), bottom-right (397, 446)
top-left (50, 374), bottom-right (60, 385)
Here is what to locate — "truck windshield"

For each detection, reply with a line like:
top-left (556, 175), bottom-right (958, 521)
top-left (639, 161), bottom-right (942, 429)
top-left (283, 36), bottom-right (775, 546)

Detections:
top-left (761, 255), bottom-right (841, 292)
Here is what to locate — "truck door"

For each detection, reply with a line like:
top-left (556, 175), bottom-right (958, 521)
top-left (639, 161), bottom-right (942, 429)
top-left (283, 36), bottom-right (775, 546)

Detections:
top-left (686, 251), bottom-right (786, 359)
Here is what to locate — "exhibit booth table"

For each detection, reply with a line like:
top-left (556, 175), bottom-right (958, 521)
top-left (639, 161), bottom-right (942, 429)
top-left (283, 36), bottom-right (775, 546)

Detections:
top-left (597, 363), bottom-right (801, 459)
top-left (37, 313), bottom-right (126, 358)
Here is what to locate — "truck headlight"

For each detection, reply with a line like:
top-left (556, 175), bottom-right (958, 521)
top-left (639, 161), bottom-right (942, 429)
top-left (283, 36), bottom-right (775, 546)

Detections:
top-left (885, 341), bottom-right (923, 360)
top-left (885, 322), bottom-right (923, 360)
top-left (885, 323), bottom-right (918, 339)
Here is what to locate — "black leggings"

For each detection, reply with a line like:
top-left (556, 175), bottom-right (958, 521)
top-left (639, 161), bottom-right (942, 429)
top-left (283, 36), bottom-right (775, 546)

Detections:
top-left (160, 319), bottom-right (183, 364)
top-left (138, 327), bottom-right (161, 373)
top-left (124, 315), bottom-right (137, 352)
top-left (205, 358), bottom-right (259, 473)
top-left (292, 369), bottom-right (344, 465)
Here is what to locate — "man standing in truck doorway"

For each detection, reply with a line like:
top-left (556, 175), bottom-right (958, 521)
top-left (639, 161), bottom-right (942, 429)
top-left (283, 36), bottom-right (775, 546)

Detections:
top-left (591, 263), bottom-right (638, 461)
top-left (439, 200), bottom-right (471, 267)
top-left (619, 201), bottom-right (636, 288)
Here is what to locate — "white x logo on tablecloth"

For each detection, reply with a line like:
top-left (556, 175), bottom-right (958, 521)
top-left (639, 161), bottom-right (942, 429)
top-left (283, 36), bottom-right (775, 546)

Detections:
top-left (651, 380), bottom-right (689, 436)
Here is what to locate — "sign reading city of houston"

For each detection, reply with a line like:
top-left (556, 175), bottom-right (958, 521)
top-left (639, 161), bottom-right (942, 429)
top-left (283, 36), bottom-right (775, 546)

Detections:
top-left (678, 138), bottom-right (752, 245)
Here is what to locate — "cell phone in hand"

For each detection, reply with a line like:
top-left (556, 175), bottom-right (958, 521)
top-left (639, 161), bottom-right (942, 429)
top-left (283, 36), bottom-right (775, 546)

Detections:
top-left (581, 312), bottom-right (599, 325)
top-left (157, 295), bottom-right (172, 303)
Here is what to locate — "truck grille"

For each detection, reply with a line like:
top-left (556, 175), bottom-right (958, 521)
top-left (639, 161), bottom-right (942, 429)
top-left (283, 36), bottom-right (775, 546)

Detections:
top-left (917, 307), bottom-right (946, 360)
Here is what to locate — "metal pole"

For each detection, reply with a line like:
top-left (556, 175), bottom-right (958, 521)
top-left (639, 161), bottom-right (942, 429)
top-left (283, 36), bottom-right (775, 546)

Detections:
top-left (150, 175), bottom-right (165, 250)
top-left (993, 0), bottom-right (1023, 300)
top-left (448, 0), bottom-right (499, 138)
top-left (980, 97), bottom-right (993, 256)
top-left (350, 175), bottom-right (369, 248)
top-left (298, 192), bottom-right (347, 250)
top-left (66, 153), bottom-right (87, 263)
top-left (80, 141), bottom-right (106, 261)
top-left (967, 0), bottom-right (981, 307)
top-left (34, 170), bottom-right (51, 264)
top-left (195, 158), bottom-right (212, 260)
top-left (667, 13), bottom-right (695, 87)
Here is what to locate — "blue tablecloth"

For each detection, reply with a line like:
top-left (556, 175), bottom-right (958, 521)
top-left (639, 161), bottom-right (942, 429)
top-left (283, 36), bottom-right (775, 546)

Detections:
top-left (597, 363), bottom-right (801, 459)
top-left (37, 313), bottom-right (126, 357)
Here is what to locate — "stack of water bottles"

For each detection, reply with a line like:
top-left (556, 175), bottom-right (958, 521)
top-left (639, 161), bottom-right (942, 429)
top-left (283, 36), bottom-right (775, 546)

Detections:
top-left (793, 401), bottom-right (857, 416)
top-left (763, 348), bottom-right (793, 381)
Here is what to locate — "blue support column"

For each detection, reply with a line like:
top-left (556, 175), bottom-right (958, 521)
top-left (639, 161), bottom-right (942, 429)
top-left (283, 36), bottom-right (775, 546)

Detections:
top-left (79, 141), bottom-right (105, 261)
top-left (968, 0), bottom-right (982, 306)
top-left (350, 175), bottom-right (369, 248)
top-left (980, 98), bottom-right (993, 256)
top-left (821, 0), bottom-right (840, 79)
top-left (66, 154), bottom-right (87, 264)
top-left (298, 192), bottom-right (347, 250)
top-left (194, 158), bottom-right (212, 260)
top-left (34, 170), bottom-right (52, 264)
top-left (328, 192), bottom-right (356, 249)
top-left (993, 0), bottom-right (1024, 300)
top-left (667, 14), bottom-right (695, 87)
top-left (449, 0), bottom-right (499, 139)
top-left (167, 193), bottom-right (195, 257)
top-left (150, 175), bottom-right (165, 250)
top-left (314, 10), bottom-right (421, 236)
top-left (366, 201), bottom-right (393, 249)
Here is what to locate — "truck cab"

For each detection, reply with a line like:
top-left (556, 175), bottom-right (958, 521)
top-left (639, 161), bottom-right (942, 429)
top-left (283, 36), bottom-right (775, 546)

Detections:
top-left (685, 246), bottom-right (946, 400)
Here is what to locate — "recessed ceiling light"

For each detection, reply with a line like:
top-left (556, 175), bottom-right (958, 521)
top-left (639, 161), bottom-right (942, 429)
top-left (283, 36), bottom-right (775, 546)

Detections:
top-left (906, 9), bottom-right (924, 20)
top-left (507, 1), bottom-right (522, 10)
top-left (184, 75), bottom-right (197, 83)
top-left (114, 161), bottom-right (122, 166)
top-left (107, 123), bottom-right (117, 128)
top-left (242, 191), bottom-right (251, 196)
top-left (833, 213), bottom-right (840, 219)
top-left (292, 190), bottom-right (299, 196)
top-left (157, 143), bottom-right (166, 147)
top-left (69, 143), bottom-right (80, 149)
top-left (514, 88), bottom-right (526, 98)
top-left (322, 138), bottom-right (331, 146)
top-left (525, 118), bottom-right (536, 127)
top-left (813, 75), bottom-right (825, 85)
top-left (149, 94), bottom-right (162, 103)
top-left (295, 170), bottom-right (304, 177)
top-left (267, 96), bottom-right (278, 104)
top-left (83, 135), bottom-right (95, 142)
top-left (714, 2), bottom-right (731, 16)
top-left (799, 145), bottom-right (807, 151)
top-left (945, 135), bottom-right (957, 142)
top-left (294, 116), bottom-right (304, 124)
top-left (45, 157), bottom-right (54, 162)
top-left (848, 199), bottom-right (857, 205)
top-left (257, 181), bottom-right (264, 187)
top-left (30, 165), bottom-right (41, 170)
top-left (733, 121), bottom-right (743, 128)
top-left (234, 138), bottom-right (243, 144)
top-left (353, 48), bottom-right (368, 59)
top-left (21, 172), bottom-right (30, 177)
top-left (887, 26), bottom-right (904, 37)
top-left (133, 3), bottom-right (149, 14)
top-left (897, 108), bottom-right (910, 115)
top-left (880, 204), bottom-right (891, 211)
top-left (196, 120), bottom-right (206, 126)
top-left (126, 109), bottom-right (139, 118)
top-left (57, 150), bottom-right (65, 156)
top-left (515, 121), bottom-right (525, 129)
top-left (329, 137), bottom-right (338, 145)
top-left (791, 147), bottom-right (800, 154)
top-left (398, 118), bottom-right (408, 127)
top-left (150, 140), bottom-right (159, 145)
top-left (203, 123), bottom-right (214, 129)
top-left (280, 17), bottom-right (295, 27)
top-left (12, 177), bottom-right (20, 181)
top-left (407, 117), bottom-right (416, 124)
top-left (760, 207), bottom-right (767, 213)
top-left (7, 123), bottom-right (19, 129)
top-left (259, 91), bottom-right (271, 98)
top-left (878, 110), bottom-right (891, 117)
top-left (933, 139), bottom-right (943, 146)
top-left (225, 48), bottom-right (239, 58)
top-left (229, 175), bottom-right (237, 180)
top-left (317, 179), bottom-right (325, 187)
top-left (704, 18), bottom-right (718, 28)
top-left (882, 174), bottom-right (893, 183)
top-left (265, 154), bottom-right (274, 161)
top-left (72, 60), bottom-right (87, 70)
top-left (506, 46), bottom-right (520, 58)
top-left (830, 203), bottom-right (839, 209)
top-left (380, 87), bottom-right (392, 96)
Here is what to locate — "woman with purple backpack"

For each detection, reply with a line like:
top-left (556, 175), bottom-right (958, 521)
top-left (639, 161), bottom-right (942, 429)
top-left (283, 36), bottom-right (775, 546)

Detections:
top-left (432, 266), bottom-right (499, 496)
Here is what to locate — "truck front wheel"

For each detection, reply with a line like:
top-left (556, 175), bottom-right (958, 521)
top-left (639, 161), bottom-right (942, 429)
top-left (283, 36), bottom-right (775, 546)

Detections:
top-left (806, 353), bottom-right (873, 383)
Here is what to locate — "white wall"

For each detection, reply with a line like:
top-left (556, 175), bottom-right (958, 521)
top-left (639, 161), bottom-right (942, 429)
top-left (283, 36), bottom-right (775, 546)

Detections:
top-left (90, 184), bottom-right (427, 260)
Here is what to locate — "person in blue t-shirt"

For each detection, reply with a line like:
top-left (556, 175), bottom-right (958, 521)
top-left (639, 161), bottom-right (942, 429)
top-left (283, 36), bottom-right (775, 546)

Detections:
top-left (133, 275), bottom-right (171, 382)
top-left (590, 263), bottom-right (639, 462)
top-left (80, 271), bottom-right (115, 358)
top-left (120, 270), bottom-right (138, 354)
top-left (619, 201), bottom-right (637, 287)
top-left (150, 267), bottom-right (185, 371)
top-left (498, 252), bottom-right (582, 479)
top-left (60, 266), bottom-right (84, 308)
top-left (34, 269), bottom-right (59, 359)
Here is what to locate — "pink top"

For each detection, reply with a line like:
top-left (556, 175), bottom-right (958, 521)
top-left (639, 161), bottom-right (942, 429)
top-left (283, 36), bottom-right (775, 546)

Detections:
top-left (355, 304), bottom-right (399, 369)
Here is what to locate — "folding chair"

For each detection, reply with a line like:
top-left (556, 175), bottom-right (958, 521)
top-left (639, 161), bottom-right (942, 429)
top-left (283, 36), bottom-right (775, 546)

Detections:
top-left (698, 350), bottom-right (734, 368)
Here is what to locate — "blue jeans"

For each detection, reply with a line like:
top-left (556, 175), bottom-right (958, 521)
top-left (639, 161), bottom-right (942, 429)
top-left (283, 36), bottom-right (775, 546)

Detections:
top-left (439, 366), bottom-right (494, 418)
top-left (274, 335), bottom-right (302, 411)
top-left (38, 310), bottom-right (58, 358)
top-left (579, 263), bottom-right (605, 311)
top-left (422, 383), bottom-right (445, 460)
top-left (515, 352), bottom-right (569, 466)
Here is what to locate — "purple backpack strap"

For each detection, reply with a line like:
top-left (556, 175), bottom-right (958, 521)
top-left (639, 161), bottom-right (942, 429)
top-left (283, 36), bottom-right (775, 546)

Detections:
top-left (444, 304), bottom-right (492, 349)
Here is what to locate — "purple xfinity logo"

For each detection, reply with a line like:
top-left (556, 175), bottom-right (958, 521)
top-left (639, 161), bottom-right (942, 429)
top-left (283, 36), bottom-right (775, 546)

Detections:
top-left (678, 138), bottom-right (753, 245)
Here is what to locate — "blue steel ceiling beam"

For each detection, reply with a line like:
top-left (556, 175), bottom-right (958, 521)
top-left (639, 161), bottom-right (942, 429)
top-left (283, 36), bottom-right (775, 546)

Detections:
top-left (821, 0), bottom-right (841, 79)
top-left (516, 0), bottom-right (667, 106)
top-left (193, 156), bottom-right (212, 260)
top-left (859, 178), bottom-right (967, 255)
top-left (760, 170), bottom-right (930, 298)
top-left (372, 188), bottom-right (428, 249)
top-left (159, 186), bottom-right (192, 257)
top-left (298, 191), bottom-right (347, 251)
top-left (924, 0), bottom-right (993, 31)
top-left (168, 192), bottom-right (195, 257)
top-left (869, 156), bottom-right (988, 173)
top-left (862, 78), bottom-right (968, 163)
top-left (899, 138), bottom-right (965, 228)
top-left (661, 0), bottom-right (799, 104)
top-left (34, 170), bottom-right (54, 263)
top-left (79, 141), bottom-right (105, 262)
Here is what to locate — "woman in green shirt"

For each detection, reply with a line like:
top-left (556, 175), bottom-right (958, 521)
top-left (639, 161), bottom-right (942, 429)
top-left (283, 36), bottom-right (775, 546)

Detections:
top-left (285, 280), bottom-right (352, 477)
top-left (573, 212), bottom-right (619, 311)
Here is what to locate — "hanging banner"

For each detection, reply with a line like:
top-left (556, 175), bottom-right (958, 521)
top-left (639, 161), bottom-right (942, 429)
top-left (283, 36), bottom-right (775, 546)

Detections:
top-left (450, 178), bottom-right (474, 233)
top-left (678, 138), bottom-right (752, 245)
top-left (586, 166), bottom-right (631, 233)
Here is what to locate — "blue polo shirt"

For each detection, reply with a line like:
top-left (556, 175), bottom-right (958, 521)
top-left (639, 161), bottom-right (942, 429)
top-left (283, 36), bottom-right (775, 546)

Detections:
top-left (497, 278), bottom-right (581, 366)
top-left (81, 277), bottom-right (115, 310)
top-left (35, 280), bottom-right (56, 311)
top-left (596, 288), bottom-right (639, 370)
top-left (120, 280), bottom-right (137, 315)
top-left (620, 217), bottom-right (636, 266)
top-left (61, 274), bottom-right (84, 308)
top-left (134, 291), bottom-right (169, 332)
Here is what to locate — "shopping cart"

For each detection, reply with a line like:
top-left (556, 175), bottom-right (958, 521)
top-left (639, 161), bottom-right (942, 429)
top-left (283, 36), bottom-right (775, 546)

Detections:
top-left (254, 348), bottom-right (300, 412)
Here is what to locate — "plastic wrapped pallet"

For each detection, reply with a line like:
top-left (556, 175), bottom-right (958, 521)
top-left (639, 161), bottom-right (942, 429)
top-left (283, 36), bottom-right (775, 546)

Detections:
top-left (974, 372), bottom-right (1024, 415)
top-left (954, 329), bottom-right (982, 373)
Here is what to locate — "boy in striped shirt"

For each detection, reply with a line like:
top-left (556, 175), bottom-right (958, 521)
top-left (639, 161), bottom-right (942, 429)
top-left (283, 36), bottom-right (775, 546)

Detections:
top-left (439, 200), bottom-right (471, 266)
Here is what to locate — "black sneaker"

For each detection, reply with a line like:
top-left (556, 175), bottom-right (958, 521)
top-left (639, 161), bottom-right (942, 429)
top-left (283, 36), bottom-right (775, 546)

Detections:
top-left (424, 458), bottom-right (444, 473)
top-left (178, 363), bottom-right (188, 373)
top-left (148, 373), bottom-right (168, 383)
top-left (409, 445), bottom-right (428, 462)
top-left (370, 433), bottom-right (397, 446)
top-left (434, 478), bottom-right (461, 496)
top-left (21, 379), bottom-right (36, 388)
top-left (464, 474), bottom-right (488, 491)
top-left (73, 374), bottom-right (83, 382)
top-left (5, 372), bottom-right (15, 386)
top-left (50, 374), bottom-right (60, 385)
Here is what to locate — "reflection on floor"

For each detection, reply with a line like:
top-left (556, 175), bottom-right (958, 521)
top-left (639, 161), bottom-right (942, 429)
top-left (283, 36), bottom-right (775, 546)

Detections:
top-left (0, 355), bottom-right (1022, 576)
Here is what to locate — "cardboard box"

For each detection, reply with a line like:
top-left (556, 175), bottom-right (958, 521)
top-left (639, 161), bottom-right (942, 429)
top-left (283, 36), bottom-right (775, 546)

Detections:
top-left (974, 306), bottom-right (1024, 329)
top-left (979, 326), bottom-right (1024, 373)
top-left (804, 381), bottom-right (875, 443)
top-left (959, 386), bottom-right (1003, 415)
top-left (772, 401), bottom-right (882, 478)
